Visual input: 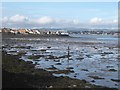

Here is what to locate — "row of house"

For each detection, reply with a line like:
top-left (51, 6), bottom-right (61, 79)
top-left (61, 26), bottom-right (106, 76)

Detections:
top-left (69, 30), bottom-right (120, 36)
top-left (1, 28), bottom-right (69, 36)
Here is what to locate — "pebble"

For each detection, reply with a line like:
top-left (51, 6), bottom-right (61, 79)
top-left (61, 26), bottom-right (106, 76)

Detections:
top-left (91, 80), bottom-right (95, 82)
top-left (68, 86), bottom-right (71, 88)
top-left (49, 86), bottom-right (53, 88)
top-left (74, 75), bottom-right (77, 77)
top-left (85, 86), bottom-right (90, 88)
top-left (73, 85), bottom-right (77, 87)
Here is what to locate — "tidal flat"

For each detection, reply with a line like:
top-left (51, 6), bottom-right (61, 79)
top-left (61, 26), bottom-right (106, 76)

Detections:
top-left (2, 34), bottom-right (119, 89)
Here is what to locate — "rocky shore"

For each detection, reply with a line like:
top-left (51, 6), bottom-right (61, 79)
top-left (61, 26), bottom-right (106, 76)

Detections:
top-left (2, 33), bottom-right (119, 89)
top-left (2, 51), bottom-right (117, 89)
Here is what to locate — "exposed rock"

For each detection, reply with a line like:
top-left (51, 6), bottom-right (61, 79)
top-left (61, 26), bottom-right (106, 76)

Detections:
top-left (66, 67), bottom-right (74, 70)
top-left (108, 69), bottom-right (117, 72)
top-left (81, 69), bottom-right (89, 71)
top-left (46, 55), bottom-right (59, 59)
top-left (89, 76), bottom-right (104, 79)
top-left (40, 49), bottom-right (46, 52)
top-left (28, 55), bottom-right (44, 59)
top-left (54, 70), bottom-right (74, 74)
top-left (91, 80), bottom-right (95, 82)
top-left (76, 57), bottom-right (84, 60)
top-left (47, 46), bottom-right (51, 49)
top-left (55, 63), bottom-right (62, 65)
top-left (111, 79), bottom-right (120, 82)
top-left (106, 66), bottom-right (114, 68)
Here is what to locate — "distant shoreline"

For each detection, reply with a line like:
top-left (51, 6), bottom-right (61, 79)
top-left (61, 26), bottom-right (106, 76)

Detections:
top-left (2, 33), bottom-right (70, 39)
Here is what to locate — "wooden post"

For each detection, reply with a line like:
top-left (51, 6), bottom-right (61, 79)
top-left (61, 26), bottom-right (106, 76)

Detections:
top-left (67, 46), bottom-right (70, 69)
top-left (68, 46), bottom-right (70, 60)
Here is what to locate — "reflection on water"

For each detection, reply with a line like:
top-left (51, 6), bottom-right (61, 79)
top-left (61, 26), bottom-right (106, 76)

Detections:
top-left (2, 34), bottom-right (119, 88)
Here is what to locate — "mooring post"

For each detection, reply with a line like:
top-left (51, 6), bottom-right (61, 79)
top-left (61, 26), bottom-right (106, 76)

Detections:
top-left (67, 46), bottom-right (70, 69)
top-left (68, 46), bottom-right (70, 60)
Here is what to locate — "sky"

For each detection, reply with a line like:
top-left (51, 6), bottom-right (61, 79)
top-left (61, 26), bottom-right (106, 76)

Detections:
top-left (1, 0), bottom-right (119, 2)
top-left (1, 2), bottom-right (118, 29)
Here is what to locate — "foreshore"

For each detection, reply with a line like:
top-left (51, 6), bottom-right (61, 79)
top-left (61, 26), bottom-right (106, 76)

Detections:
top-left (2, 50), bottom-right (116, 89)
top-left (2, 33), bottom-right (119, 89)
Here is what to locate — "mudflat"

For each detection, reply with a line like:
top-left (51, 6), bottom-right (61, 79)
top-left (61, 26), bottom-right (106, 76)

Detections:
top-left (2, 51), bottom-right (110, 89)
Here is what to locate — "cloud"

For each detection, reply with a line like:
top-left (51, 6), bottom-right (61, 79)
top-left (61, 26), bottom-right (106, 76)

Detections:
top-left (2, 15), bottom-right (81, 28)
top-left (90, 17), bottom-right (118, 25)
top-left (72, 19), bottom-right (80, 25)
top-left (90, 17), bottom-right (102, 24)
top-left (89, 17), bottom-right (118, 29)
top-left (9, 14), bottom-right (28, 23)
top-left (36, 16), bottom-right (55, 24)
top-left (1, 15), bottom-right (118, 29)
top-left (113, 19), bottom-right (118, 23)
top-left (2, 17), bottom-right (8, 22)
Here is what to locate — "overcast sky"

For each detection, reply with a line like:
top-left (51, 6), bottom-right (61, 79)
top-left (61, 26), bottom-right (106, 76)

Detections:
top-left (1, 2), bottom-right (118, 29)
